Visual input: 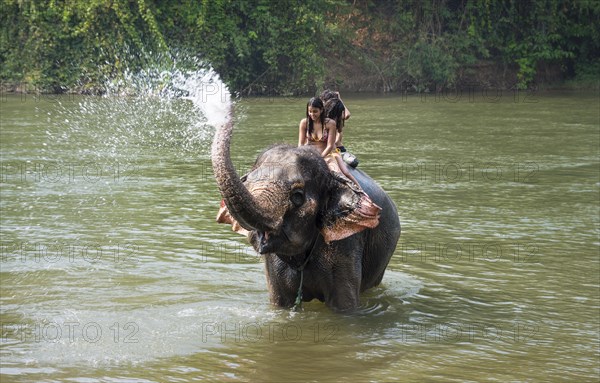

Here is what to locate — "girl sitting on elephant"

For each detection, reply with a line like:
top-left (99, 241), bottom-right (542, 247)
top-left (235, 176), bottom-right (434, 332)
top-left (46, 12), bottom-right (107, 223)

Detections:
top-left (298, 97), bottom-right (360, 186)
top-left (320, 90), bottom-right (359, 168)
top-left (298, 97), bottom-right (380, 211)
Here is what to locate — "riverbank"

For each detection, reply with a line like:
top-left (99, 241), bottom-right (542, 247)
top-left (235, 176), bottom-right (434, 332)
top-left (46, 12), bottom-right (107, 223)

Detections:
top-left (321, 59), bottom-right (599, 94)
top-left (1, 79), bottom-right (597, 96)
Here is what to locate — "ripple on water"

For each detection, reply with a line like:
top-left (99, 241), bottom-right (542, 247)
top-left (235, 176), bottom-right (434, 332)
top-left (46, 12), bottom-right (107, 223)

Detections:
top-left (3, 90), bottom-right (599, 381)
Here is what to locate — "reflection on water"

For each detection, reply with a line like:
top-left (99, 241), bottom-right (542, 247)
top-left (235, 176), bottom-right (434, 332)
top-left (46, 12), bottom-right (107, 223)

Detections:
top-left (1, 90), bottom-right (599, 382)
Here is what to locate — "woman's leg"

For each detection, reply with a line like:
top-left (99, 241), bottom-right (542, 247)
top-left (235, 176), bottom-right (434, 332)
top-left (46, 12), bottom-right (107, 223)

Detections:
top-left (335, 154), bottom-right (361, 187)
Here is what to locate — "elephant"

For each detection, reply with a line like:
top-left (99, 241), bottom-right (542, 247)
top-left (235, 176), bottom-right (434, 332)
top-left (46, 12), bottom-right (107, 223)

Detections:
top-left (211, 107), bottom-right (401, 311)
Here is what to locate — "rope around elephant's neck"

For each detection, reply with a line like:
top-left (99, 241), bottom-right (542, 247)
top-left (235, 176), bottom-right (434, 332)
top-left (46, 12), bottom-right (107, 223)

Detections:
top-left (293, 235), bottom-right (321, 311)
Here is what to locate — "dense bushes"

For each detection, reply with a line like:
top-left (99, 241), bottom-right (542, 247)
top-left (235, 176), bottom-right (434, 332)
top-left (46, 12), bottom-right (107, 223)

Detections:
top-left (1, 0), bottom-right (598, 94)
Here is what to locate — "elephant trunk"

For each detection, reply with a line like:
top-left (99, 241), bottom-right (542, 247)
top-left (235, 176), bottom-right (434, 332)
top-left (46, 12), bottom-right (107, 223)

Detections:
top-left (211, 106), bottom-right (276, 232)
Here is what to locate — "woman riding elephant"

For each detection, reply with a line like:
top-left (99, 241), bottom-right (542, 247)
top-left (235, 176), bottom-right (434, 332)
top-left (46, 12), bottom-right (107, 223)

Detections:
top-left (320, 90), bottom-right (359, 168)
top-left (298, 97), bottom-right (373, 199)
top-left (213, 105), bottom-right (400, 311)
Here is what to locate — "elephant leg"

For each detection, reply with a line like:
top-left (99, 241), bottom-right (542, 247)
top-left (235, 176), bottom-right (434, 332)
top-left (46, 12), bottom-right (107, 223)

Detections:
top-left (264, 254), bottom-right (297, 308)
top-left (325, 254), bottom-right (362, 311)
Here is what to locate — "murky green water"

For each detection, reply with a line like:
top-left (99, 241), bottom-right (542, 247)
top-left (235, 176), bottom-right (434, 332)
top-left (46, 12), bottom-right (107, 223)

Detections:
top-left (1, 90), bottom-right (598, 382)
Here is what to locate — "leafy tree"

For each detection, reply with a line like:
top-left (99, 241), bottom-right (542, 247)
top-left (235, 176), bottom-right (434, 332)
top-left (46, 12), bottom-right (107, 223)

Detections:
top-left (1, 0), bottom-right (597, 93)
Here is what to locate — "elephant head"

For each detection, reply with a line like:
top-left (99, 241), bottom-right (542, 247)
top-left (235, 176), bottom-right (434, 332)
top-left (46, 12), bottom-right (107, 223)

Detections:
top-left (211, 107), bottom-right (380, 261)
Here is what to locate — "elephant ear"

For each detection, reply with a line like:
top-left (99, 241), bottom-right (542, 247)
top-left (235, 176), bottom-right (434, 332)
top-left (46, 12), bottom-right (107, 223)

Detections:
top-left (217, 199), bottom-right (251, 236)
top-left (319, 173), bottom-right (382, 243)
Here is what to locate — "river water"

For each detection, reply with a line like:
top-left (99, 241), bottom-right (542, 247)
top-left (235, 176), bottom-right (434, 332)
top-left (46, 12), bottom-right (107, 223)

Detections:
top-left (1, 88), bottom-right (598, 382)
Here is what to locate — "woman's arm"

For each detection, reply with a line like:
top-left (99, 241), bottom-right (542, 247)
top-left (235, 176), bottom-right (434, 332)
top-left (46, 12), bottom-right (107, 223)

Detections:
top-left (298, 118), bottom-right (307, 147)
top-left (321, 119), bottom-right (337, 157)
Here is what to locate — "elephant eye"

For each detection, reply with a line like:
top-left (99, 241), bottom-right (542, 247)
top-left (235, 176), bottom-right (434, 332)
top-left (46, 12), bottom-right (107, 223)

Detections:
top-left (290, 189), bottom-right (305, 207)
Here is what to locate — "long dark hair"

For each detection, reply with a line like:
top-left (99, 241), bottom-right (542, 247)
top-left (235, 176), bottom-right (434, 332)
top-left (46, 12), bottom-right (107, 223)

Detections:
top-left (324, 97), bottom-right (345, 133)
top-left (306, 97), bottom-right (325, 137)
top-left (320, 89), bottom-right (337, 102)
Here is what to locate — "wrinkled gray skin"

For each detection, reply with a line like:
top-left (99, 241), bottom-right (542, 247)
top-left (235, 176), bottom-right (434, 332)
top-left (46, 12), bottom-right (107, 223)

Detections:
top-left (212, 109), bottom-right (401, 311)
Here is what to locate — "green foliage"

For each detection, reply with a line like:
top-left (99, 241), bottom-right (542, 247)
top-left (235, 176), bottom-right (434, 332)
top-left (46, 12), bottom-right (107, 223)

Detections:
top-left (181, 0), bottom-right (327, 94)
top-left (1, 0), bottom-right (170, 92)
top-left (464, 0), bottom-right (599, 89)
top-left (1, 0), bottom-right (598, 93)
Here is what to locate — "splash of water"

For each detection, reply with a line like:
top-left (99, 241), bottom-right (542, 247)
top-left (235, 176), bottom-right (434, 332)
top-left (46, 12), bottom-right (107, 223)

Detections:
top-left (102, 52), bottom-right (232, 129)
top-left (167, 67), bottom-right (232, 128)
top-left (52, 52), bottom-right (232, 159)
